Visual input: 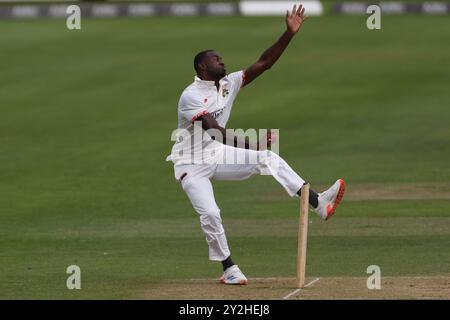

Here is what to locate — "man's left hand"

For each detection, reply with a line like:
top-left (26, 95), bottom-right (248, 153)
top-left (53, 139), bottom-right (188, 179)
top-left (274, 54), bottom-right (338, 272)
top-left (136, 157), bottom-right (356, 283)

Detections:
top-left (286, 4), bottom-right (309, 35)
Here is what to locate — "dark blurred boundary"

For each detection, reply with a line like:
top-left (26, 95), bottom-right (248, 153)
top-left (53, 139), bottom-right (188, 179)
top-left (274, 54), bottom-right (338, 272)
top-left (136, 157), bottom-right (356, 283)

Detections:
top-left (0, 300), bottom-right (441, 318)
top-left (0, 300), bottom-right (442, 320)
top-left (0, 2), bottom-right (241, 18)
top-left (334, 1), bottom-right (450, 14)
top-left (0, 1), bottom-right (449, 19)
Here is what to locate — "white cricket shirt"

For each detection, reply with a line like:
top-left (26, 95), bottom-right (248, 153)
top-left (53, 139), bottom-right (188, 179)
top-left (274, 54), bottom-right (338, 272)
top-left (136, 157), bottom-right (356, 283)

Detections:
top-left (167, 70), bottom-right (245, 165)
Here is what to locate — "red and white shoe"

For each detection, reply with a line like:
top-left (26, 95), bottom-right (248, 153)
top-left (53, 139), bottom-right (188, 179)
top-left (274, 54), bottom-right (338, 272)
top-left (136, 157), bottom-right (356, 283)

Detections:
top-left (315, 179), bottom-right (345, 221)
top-left (219, 265), bottom-right (248, 285)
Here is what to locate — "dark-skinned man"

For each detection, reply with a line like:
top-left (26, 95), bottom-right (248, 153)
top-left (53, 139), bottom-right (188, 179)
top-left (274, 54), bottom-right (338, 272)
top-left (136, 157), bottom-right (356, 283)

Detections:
top-left (167, 4), bottom-right (345, 285)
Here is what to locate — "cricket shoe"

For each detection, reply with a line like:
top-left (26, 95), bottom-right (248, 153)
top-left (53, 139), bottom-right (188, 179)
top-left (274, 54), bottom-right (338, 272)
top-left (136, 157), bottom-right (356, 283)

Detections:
top-left (219, 265), bottom-right (248, 285)
top-left (315, 179), bottom-right (346, 221)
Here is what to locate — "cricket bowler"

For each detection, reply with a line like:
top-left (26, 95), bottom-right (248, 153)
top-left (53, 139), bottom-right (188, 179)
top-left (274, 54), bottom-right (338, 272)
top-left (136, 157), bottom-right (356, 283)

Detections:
top-left (167, 4), bottom-right (345, 285)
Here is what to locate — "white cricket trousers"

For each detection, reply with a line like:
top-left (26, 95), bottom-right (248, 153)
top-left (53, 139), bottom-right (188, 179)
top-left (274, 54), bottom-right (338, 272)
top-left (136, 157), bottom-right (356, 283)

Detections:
top-left (174, 145), bottom-right (305, 261)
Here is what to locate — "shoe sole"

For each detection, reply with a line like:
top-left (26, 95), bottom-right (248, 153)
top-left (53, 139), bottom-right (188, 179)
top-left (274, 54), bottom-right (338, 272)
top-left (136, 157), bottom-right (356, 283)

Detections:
top-left (325, 179), bottom-right (345, 221)
top-left (219, 277), bottom-right (248, 285)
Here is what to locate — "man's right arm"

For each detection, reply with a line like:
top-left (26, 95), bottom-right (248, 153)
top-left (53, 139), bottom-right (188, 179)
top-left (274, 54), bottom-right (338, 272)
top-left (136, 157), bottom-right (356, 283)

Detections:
top-left (180, 94), bottom-right (271, 150)
top-left (197, 113), bottom-right (257, 150)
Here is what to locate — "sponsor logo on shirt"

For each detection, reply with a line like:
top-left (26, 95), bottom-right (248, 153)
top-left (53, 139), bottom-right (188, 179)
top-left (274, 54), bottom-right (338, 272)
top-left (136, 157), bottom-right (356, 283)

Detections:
top-left (210, 108), bottom-right (224, 119)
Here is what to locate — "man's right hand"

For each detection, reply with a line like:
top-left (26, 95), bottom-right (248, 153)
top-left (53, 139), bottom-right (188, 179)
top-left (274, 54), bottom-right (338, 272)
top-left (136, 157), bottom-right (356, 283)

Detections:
top-left (258, 130), bottom-right (278, 151)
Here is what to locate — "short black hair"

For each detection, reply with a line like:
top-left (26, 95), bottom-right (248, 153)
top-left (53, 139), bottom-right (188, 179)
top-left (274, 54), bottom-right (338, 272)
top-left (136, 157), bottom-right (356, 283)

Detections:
top-left (193, 49), bottom-right (215, 73)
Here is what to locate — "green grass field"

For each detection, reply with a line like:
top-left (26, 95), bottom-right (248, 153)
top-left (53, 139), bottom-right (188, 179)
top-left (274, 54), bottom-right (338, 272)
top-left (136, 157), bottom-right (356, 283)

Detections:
top-left (1, 15), bottom-right (450, 299)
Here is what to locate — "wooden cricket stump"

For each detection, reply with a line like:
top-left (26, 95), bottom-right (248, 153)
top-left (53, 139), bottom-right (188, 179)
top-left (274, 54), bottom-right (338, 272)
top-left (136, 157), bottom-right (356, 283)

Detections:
top-left (296, 183), bottom-right (309, 288)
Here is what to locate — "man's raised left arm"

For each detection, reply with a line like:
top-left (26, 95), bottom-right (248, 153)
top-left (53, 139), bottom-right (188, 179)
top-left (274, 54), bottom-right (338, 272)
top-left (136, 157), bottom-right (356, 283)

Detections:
top-left (243, 4), bottom-right (308, 87)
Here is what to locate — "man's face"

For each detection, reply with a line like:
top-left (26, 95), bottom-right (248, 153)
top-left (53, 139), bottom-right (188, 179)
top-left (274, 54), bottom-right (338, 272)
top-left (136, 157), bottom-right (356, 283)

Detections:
top-left (202, 51), bottom-right (226, 79)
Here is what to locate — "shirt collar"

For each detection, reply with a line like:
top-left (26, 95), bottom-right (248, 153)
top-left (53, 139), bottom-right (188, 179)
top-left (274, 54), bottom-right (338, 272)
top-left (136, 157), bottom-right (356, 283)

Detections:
top-left (194, 76), bottom-right (215, 86)
top-left (194, 75), bottom-right (227, 87)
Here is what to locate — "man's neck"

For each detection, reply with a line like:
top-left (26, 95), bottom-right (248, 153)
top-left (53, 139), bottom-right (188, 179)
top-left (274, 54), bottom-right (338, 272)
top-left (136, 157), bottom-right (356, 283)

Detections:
top-left (197, 74), bottom-right (220, 91)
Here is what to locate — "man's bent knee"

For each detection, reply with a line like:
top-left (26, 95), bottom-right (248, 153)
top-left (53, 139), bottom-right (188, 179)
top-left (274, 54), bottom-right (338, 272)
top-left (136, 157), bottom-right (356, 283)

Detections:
top-left (199, 211), bottom-right (223, 234)
top-left (257, 150), bottom-right (282, 174)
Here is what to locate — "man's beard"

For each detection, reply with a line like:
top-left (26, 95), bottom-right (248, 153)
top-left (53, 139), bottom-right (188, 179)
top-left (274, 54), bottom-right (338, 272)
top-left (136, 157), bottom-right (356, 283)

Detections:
top-left (209, 68), bottom-right (226, 80)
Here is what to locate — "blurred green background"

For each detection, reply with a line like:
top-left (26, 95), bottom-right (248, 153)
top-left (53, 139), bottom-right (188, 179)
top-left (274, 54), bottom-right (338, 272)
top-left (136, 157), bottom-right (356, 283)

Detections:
top-left (1, 5), bottom-right (449, 299)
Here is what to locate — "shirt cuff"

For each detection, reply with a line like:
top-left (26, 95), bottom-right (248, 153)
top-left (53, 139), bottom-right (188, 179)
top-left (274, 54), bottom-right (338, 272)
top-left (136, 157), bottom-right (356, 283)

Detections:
top-left (241, 69), bottom-right (246, 88)
top-left (191, 110), bottom-right (209, 122)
